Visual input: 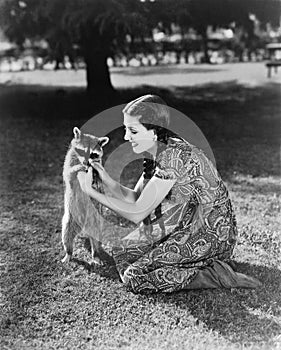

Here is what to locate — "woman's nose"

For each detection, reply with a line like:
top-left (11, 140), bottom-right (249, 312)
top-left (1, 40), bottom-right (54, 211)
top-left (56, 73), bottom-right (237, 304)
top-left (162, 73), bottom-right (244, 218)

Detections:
top-left (124, 129), bottom-right (130, 141)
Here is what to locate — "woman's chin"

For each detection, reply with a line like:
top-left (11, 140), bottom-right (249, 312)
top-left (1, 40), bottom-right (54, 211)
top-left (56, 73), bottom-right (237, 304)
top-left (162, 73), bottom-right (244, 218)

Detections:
top-left (131, 145), bottom-right (142, 153)
top-left (132, 148), bottom-right (142, 154)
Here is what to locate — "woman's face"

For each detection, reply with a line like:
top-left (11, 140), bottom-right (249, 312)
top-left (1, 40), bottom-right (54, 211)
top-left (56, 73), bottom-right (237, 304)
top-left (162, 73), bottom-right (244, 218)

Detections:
top-left (123, 113), bottom-right (157, 155)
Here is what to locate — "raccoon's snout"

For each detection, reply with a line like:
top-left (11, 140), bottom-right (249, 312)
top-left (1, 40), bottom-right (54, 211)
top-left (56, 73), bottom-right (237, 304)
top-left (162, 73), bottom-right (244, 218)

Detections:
top-left (86, 152), bottom-right (101, 168)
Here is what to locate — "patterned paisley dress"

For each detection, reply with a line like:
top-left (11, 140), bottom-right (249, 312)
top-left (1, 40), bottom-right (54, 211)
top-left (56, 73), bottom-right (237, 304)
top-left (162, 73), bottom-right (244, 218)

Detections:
top-left (111, 138), bottom-right (261, 293)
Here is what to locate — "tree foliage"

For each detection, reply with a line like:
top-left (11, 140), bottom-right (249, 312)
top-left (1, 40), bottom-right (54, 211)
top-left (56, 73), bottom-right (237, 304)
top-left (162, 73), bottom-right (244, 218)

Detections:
top-left (0, 0), bottom-right (280, 94)
top-left (0, 0), bottom-right (150, 94)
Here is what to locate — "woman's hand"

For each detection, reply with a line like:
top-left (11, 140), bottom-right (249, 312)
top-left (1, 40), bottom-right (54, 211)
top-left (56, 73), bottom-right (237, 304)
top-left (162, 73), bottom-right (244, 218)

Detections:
top-left (89, 161), bottom-right (111, 186)
top-left (77, 167), bottom-right (93, 194)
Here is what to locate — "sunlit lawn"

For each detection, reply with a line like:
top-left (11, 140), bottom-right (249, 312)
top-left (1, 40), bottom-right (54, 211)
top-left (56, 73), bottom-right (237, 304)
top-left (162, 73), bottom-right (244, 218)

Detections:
top-left (0, 70), bottom-right (280, 350)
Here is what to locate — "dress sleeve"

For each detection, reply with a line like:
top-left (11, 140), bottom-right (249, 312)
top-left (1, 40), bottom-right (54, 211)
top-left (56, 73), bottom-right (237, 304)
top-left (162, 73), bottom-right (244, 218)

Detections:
top-left (154, 143), bottom-right (194, 181)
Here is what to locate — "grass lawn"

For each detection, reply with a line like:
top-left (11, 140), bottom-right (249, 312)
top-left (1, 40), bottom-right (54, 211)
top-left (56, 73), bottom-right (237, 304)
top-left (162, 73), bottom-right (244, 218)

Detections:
top-left (0, 71), bottom-right (280, 349)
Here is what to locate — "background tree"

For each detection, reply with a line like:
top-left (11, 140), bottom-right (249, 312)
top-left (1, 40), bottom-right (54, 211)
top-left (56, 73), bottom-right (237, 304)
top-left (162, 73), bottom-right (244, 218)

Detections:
top-left (0, 0), bottom-right (280, 95)
top-left (144, 0), bottom-right (191, 63)
top-left (186, 0), bottom-right (280, 63)
top-left (229, 0), bottom-right (281, 61)
top-left (0, 0), bottom-right (149, 95)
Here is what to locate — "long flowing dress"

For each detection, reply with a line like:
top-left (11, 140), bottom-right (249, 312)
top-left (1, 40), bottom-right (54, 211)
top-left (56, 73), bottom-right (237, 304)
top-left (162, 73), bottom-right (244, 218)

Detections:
top-left (111, 137), bottom-right (261, 293)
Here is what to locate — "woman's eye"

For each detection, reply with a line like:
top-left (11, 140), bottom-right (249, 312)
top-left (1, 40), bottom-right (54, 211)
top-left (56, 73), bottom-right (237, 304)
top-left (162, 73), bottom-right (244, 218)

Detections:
top-left (124, 127), bottom-right (137, 134)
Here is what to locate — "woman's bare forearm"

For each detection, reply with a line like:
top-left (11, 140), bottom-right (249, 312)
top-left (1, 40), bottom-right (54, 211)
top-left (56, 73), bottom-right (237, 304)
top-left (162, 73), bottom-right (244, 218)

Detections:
top-left (87, 187), bottom-right (156, 225)
top-left (91, 162), bottom-right (139, 203)
top-left (103, 177), bottom-right (138, 203)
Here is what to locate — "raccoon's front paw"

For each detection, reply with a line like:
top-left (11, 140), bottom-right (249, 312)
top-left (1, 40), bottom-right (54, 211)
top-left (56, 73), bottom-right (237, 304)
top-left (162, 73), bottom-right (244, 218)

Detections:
top-left (61, 254), bottom-right (72, 264)
top-left (90, 257), bottom-right (104, 266)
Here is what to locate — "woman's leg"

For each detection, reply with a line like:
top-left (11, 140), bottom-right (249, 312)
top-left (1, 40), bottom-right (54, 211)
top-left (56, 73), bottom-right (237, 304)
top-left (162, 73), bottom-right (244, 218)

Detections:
top-left (122, 264), bottom-right (199, 293)
top-left (115, 229), bottom-right (207, 293)
top-left (114, 227), bottom-right (261, 293)
top-left (112, 241), bottom-right (154, 277)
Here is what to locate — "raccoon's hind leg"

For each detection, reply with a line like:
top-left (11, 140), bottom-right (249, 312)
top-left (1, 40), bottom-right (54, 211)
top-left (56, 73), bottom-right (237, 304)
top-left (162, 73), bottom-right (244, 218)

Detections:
top-left (87, 237), bottom-right (116, 266)
top-left (89, 237), bottom-right (104, 266)
top-left (61, 211), bottom-right (79, 263)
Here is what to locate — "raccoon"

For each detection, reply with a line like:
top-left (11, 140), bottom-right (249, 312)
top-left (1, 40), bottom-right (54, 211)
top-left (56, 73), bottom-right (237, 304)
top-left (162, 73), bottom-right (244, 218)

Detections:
top-left (61, 127), bottom-right (109, 265)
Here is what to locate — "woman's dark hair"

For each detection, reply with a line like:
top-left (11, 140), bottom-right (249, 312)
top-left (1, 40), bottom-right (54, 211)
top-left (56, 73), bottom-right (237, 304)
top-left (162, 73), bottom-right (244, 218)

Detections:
top-left (122, 94), bottom-right (170, 130)
top-left (123, 94), bottom-right (182, 234)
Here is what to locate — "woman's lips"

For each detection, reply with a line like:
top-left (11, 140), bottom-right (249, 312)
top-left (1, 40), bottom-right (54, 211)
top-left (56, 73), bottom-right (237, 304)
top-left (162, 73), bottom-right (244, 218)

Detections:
top-left (131, 142), bottom-right (138, 147)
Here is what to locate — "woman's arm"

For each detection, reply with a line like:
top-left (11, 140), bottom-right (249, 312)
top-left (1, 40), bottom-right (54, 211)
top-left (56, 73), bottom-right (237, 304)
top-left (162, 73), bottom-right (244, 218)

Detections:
top-left (103, 175), bottom-right (140, 203)
top-left (91, 162), bottom-right (140, 203)
top-left (78, 168), bottom-right (175, 225)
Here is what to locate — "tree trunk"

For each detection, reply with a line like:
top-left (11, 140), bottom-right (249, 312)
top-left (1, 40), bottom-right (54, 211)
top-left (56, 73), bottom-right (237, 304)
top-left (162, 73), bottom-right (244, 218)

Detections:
top-left (81, 28), bottom-right (115, 99)
top-left (199, 27), bottom-right (210, 64)
top-left (83, 47), bottom-right (114, 95)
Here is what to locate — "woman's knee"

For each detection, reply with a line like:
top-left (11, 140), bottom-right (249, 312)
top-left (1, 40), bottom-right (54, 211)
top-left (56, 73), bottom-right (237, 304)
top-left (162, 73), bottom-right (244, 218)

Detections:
top-left (121, 265), bottom-right (145, 292)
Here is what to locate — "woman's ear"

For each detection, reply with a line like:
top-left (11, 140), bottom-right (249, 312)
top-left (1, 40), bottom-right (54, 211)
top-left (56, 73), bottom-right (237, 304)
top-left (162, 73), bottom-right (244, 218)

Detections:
top-left (99, 136), bottom-right (109, 147)
top-left (73, 127), bottom-right (81, 140)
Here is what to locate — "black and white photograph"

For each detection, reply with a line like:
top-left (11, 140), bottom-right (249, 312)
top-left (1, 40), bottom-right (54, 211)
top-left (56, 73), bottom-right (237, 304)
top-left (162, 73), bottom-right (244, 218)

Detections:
top-left (0, 0), bottom-right (280, 349)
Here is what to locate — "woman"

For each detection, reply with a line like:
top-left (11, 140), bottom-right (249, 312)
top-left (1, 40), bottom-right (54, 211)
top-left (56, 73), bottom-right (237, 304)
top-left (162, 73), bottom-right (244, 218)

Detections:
top-left (78, 94), bottom-right (261, 293)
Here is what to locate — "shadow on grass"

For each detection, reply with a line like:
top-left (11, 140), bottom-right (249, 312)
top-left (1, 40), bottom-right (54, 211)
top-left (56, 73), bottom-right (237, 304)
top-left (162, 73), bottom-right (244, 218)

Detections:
top-left (1, 81), bottom-right (279, 181)
top-left (0, 83), bottom-right (119, 121)
top-left (0, 240), bottom-right (61, 331)
top-left (145, 261), bottom-right (281, 344)
top-left (72, 258), bottom-right (120, 281)
top-left (2, 231), bottom-right (280, 344)
top-left (71, 249), bottom-right (281, 344)
top-left (72, 238), bottom-right (119, 280)
top-left (229, 174), bottom-right (281, 196)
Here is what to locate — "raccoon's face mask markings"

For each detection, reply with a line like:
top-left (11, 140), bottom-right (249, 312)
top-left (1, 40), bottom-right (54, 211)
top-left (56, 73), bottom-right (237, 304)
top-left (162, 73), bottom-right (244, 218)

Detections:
top-left (72, 127), bottom-right (109, 167)
top-left (75, 144), bottom-right (99, 167)
top-left (89, 150), bottom-right (101, 161)
top-left (87, 140), bottom-right (105, 166)
top-left (74, 140), bottom-right (108, 167)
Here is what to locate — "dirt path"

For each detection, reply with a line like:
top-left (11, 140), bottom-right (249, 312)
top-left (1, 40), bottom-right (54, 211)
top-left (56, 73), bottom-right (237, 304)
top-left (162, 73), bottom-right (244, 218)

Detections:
top-left (0, 62), bottom-right (280, 88)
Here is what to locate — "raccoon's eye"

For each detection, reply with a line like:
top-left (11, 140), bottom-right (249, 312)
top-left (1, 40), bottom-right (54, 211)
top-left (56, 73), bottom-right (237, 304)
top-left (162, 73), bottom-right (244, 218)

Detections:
top-left (89, 153), bottom-right (99, 159)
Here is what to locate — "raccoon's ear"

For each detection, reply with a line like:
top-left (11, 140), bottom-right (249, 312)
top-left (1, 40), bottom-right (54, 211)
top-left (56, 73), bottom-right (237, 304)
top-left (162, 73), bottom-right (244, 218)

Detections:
top-left (99, 137), bottom-right (109, 147)
top-left (73, 127), bottom-right (81, 140)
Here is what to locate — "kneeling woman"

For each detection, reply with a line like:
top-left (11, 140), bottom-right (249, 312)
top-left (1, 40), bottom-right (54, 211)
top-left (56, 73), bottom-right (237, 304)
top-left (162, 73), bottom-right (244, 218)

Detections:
top-left (78, 94), bottom-right (261, 293)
